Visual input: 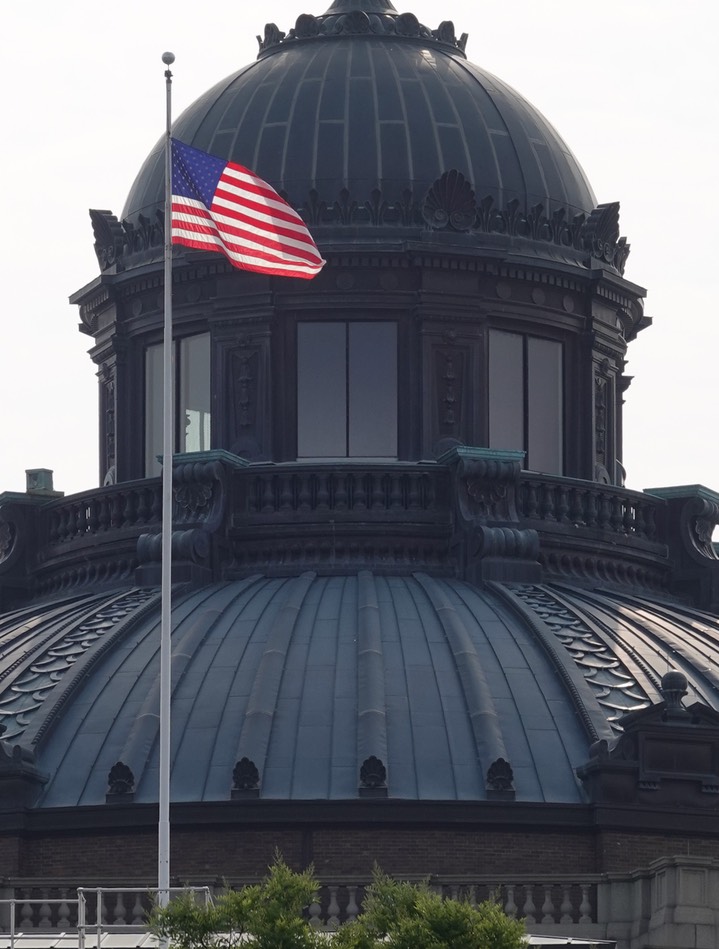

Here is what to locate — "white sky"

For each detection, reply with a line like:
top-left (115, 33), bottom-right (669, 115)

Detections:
top-left (1, 0), bottom-right (717, 498)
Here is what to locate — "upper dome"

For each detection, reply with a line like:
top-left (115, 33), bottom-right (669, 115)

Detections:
top-left (122, 1), bottom-right (596, 225)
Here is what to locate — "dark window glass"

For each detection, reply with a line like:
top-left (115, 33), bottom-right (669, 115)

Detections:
top-left (297, 323), bottom-right (346, 457)
top-left (488, 331), bottom-right (523, 453)
top-left (488, 329), bottom-right (563, 474)
top-left (528, 337), bottom-right (563, 475)
top-left (145, 333), bottom-right (212, 477)
top-left (298, 322), bottom-right (398, 459)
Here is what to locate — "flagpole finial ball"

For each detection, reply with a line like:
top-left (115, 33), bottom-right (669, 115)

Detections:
top-left (162, 52), bottom-right (176, 65)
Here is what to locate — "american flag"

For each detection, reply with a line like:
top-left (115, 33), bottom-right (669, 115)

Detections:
top-left (171, 138), bottom-right (325, 279)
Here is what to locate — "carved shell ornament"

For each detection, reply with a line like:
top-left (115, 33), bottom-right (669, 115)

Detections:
top-left (422, 170), bottom-right (477, 231)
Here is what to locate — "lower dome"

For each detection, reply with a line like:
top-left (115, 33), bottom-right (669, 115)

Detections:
top-left (2, 573), bottom-right (718, 809)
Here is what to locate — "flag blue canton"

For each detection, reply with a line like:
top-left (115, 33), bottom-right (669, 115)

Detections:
top-left (172, 140), bottom-right (225, 207)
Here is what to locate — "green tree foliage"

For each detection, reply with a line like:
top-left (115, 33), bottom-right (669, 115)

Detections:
top-left (334, 869), bottom-right (525, 949)
top-left (150, 856), bottom-right (323, 949)
top-left (150, 859), bottom-right (524, 949)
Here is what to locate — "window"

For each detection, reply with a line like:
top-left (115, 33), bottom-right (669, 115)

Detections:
top-left (488, 330), bottom-right (563, 474)
top-left (145, 333), bottom-right (211, 476)
top-left (297, 322), bottom-right (398, 458)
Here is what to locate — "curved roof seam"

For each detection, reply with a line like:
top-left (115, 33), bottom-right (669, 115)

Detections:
top-left (413, 572), bottom-right (508, 779)
top-left (21, 589), bottom-right (161, 751)
top-left (114, 589), bottom-right (229, 797)
top-left (357, 570), bottom-right (388, 769)
top-left (564, 587), bottom-right (719, 707)
top-left (235, 572), bottom-right (317, 792)
top-left (448, 579), bottom-right (554, 801)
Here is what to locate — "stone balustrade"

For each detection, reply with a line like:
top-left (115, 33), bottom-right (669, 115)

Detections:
top-left (0, 877), bottom-right (598, 932)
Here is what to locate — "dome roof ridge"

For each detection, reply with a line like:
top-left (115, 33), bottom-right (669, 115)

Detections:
top-left (257, 2), bottom-right (468, 58)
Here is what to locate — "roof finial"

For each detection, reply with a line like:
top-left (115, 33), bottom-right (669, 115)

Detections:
top-left (323, 0), bottom-right (398, 13)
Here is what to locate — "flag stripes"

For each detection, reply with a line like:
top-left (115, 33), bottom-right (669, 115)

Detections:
top-left (171, 139), bottom-right (325, 279)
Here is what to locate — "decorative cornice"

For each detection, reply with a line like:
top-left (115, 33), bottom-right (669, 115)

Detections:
top-left (90, 175), bottom-right (631, 281)
top-left (256, 7), bottom-right (467, 58)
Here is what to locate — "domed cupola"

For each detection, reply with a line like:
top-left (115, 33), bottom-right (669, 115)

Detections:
top-left (74, 0), bottom-right (647, 492)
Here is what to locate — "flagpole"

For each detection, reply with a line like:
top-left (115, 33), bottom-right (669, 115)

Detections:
top-left (159, 49), bottom-right (175, 912)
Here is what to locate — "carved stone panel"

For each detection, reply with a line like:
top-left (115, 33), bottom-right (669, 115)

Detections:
top-left (423, 341), bottom-right (472, 456)
top-left (224, 337), bottom-right (270, 461)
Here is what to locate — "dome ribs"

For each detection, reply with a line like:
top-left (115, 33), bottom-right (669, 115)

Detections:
top-left (413, 572), bottom-right (513, 797)
top-left (111, 599), bottom-right (224, 799)
top-left (231, 572), bottom-right (317, 796)
top-left (356, 571), bottom-right (388, 796)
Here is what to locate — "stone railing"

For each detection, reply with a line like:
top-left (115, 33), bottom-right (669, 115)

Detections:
top-left (0, 876), bottom-right (598, 932)
top-left (518, 473), bottom-right (663, 544)
top-left (237, 464), bottom-right (444, 520)
top-left (7, 859), bottom-right (718, 948)
top-left (43, 479), bottom-right (162, 546)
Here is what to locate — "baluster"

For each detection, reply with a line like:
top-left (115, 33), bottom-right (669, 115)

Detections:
top-left (279, 475), bottom-right (294, 511)
top-left (522, 885), bottom-right (536, 925)
top-left (353, 473), bottom-right (367, 510)
top-left (635, 501), bottom-right (646, 538)
top-left (110, 493), bottom-right (122, 529)
top-left (326, 886), bottom-right (340, 930)
top-left (150, 485), bottom-right (162, 524)
top-left (316, 474), bottom-right (330, 510)
top-left (132, 892), bottom-right (145, 926)
top-left (57, 889), bottom-right (71, 931)
top-left (609, 495), bottom-right (623, 532)
top-left (261, 476), bottom-right (275, 513)
top-left (298, 474), bottom-right (312, 512)
top-left (84, 501), bottom-right (97, 534)
top-left (20, 890), bottom-right (34, 930)
top-left (623, 499), bottom-right (635, 534)
top-left (449, 884), bottom-right (460, 902)
top-left (308, 893), bottom-right (323, 929)
top-left (541, 885), bottom-right (554, 923)
top-left (97, 496), bottom-right (110, 532)
top-left (389, 474), bottom-right (403, 509)
top-left (504, 885), bottom-right (517, 919)
top-left (113, 892), bottom-right (127, 926)
top-left (645, 504), bottom-right (657, 540)
top-left (569, 487), bottom-right (584, 524)
top-left (556, 485), bottom-right (569, 522)
top-left (136, 487), bottom-right (149, 524)
top-left (585, 490), bottom-right (598, 528)
top-left (38, 890), bottom-right (52, 929)
top-left (408, 473), bottom-right (421, 509)
top-left (334, 473), bottom-right (348, 510)
top-left (525, 482), bottom-right (539, 519)
top-left (345, 886), bottom-right (359, 922)
top-left (371, 475), bottom-right (384, 509)
top-left (559, 886), bottom-right (573, 925)
top-left (579, 884), bottom-right (592, 923)
top-left (598, 492), bottom-right (611, 530)
top-left (123, 489), bottom-right (136, 526)
top-left (540, 484), bottom-right (555, 520)
top-left (467, 885), bottom-right (477, 908)
top-left (73, 503), bottom-right (85, 539)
